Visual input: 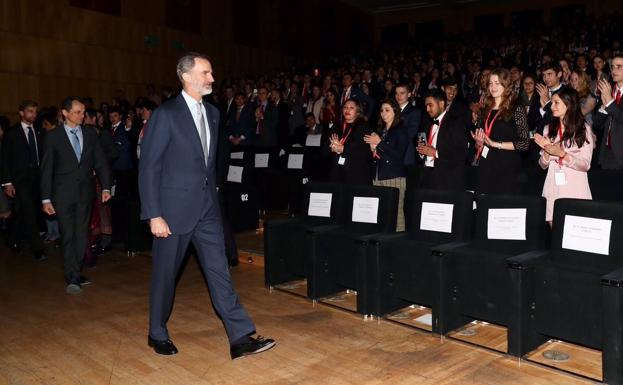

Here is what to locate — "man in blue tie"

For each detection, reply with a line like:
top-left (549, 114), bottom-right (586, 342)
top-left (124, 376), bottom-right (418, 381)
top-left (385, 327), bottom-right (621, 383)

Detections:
top-left (139, 52), bottom-right (275, 358)
top-left (40, 97), bottom-right (112, 294)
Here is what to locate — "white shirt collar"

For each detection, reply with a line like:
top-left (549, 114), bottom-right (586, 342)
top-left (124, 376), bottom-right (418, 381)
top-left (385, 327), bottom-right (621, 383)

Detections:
top-left (181, 90), bottom-right (203, 108)
top-left (436, 109), bottom-right (448, 125)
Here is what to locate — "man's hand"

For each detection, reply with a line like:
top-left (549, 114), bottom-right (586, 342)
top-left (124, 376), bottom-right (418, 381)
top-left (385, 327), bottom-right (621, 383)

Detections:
top-left (598, 79), bottom-right (613, 106)
top-left (150, 217), bottom-right (172, 238)
top-left (43, 202), bottom-right (56, 215)
top-left (416, 142), bottom-right (436, 157)
top-left (3, 185), bottom-right (15, 198)
top-left (536, 83), bottom-right (550, 108)
top-left (102, 191), bottom-right (112, 203)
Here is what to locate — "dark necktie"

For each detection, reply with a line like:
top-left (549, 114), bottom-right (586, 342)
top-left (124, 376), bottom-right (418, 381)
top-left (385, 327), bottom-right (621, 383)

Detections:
top-left (27, 126), bottom-right (38, 166)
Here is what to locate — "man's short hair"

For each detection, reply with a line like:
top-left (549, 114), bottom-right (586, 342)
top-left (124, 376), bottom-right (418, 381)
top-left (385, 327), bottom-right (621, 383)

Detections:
top-left (84, 108), bottom-right (97, 119)
top-left (395, 83), bottom-right (410, 91)
top-left (442, 77), bottom-right (459, 87)
top-left (176, 52), bottom-right (211, 83)
top-left (541, 62), bottom-right (562, 74)
top-left (61, 96), bottom-right (82, 112)
top-left (108, 106), bottom-right (122, 115)
top-left (143, 101), bottom-right (158, 112)
top-left (19, 100), bottom-right (38, 111)
top-left (424, 89), bottom-right (447, 105)
top-left (305, 112), bottom-right (315, 120)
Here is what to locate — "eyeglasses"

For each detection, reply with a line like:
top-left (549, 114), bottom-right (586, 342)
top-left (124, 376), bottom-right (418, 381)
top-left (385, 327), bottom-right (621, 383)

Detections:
top-left (611, 64), bottom-right (623, 71)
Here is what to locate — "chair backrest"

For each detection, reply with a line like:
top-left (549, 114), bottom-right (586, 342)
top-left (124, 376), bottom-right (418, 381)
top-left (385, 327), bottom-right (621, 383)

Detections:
top-left (588, 169), bottom-right (623, 202)
top-left (342, 184), bottom-right (399, 234)
top-left (473, 194), bottom-right (547, 254)
top-left (550, 198), bottom-right (623, 272)
top-left (408, 189), bottom-right (474, 244)
top-left (300, 182), bottom-right (346, 225)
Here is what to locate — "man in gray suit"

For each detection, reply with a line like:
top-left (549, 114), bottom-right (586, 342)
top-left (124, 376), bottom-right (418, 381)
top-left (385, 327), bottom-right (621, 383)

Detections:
top-left (253, 86), bottom-right (278, 147)
top-left (595, 55), bottom-right (623, 169)
top-left (40, 97), bottom-right (112, 294)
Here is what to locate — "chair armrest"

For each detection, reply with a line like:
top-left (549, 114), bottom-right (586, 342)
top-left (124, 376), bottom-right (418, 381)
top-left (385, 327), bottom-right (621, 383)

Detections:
top-left (359, 232), bottom-right (407, 246)
top-left (431, 241), bottom-right (472, 257)
top-left (601, 266), bottom-right (623, 287)
top-left (507, 250), bottom-right (549, 270)
top-left (306, 224), bottom-right (343, 235)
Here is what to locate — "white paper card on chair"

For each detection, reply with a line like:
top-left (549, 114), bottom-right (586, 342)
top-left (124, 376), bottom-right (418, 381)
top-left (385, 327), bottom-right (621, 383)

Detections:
top-left (420, 202), bottom-right (454, 233)
top-left (287, 154), bottom-right (304, 169)
top-left (352, 197), bottom-right (379, 224)
top-left (226, 165), bottom-right (243, 183)
top-left (308, 192), bottom-right (332, 217)
top-left (487, 208), bottom-right (526, 240)
top-left (562, 215), bottom-right (612, 255)
top-left (230, 151), bottom-right (244, 160)
top-left (254, 153), bottom-right (269, 168)
top-left (305, 134), bottom-right (322, 147)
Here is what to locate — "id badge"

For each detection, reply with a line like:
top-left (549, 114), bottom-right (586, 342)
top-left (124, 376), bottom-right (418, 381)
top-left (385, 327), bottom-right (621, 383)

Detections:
top-left (481, 146), bottom-right (490, 159)
top-left (338, 156), bottom-right (346, 166)
top-left (555, 171), bottom-right (566, 186)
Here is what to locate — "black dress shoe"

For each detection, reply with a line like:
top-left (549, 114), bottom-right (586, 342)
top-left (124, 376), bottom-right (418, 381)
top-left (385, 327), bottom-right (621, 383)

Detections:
top-left (230, 335), bottom-right (276, 360)
top-left (78, 275), bottom-right (91, 285)
top-left (148, 336), bottom-right (178, 355)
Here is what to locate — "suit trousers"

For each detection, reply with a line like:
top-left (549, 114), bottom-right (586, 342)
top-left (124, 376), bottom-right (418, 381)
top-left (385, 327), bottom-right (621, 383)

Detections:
top-left (56, 200), bottom-right (92, 282)
top-left (10, 175), bottom-right (44, 254)
top-left (149, 190), bottom-right (255, 343)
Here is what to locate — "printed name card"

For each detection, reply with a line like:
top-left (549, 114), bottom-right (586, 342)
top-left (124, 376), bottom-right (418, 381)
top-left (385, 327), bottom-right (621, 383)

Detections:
top-left (562, 215), bottom-right (612, 255)
top-left (419, 202), bottom-right (454, 233)
top-left (226, 165), bottom-right (243, 183)
top-left (308, 193), bottom-right (332, 217)
top-left (287, 154), bottom-right (304, 169)
top-left (487, 208), bottom-right (527, 240)
top-left (305, 134), bottom-right (322, 147)
top-left (230, 151), bottom-right (244, 160)
top-left (254, 153), bottom-right (269, 168)
top-left (352, 197), bottom-right (379, 224)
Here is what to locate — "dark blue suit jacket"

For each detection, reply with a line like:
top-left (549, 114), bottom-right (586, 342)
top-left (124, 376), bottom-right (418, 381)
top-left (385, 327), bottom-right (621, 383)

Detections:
top-left (139, 94), bottom-right (220, 234)
top-left (401, 103), bottom-right (423, 165)
top-left (110, 124), bottom-right (134, 171)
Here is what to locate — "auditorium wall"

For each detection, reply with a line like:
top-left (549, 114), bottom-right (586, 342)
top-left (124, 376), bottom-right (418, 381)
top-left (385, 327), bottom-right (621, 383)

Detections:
top-left (0, 0), bottom-right (372, 121)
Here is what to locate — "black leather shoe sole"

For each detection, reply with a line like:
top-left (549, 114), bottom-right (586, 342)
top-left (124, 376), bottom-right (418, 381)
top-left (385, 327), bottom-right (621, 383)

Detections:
top-left (230, 337), bottom-right (276, 360)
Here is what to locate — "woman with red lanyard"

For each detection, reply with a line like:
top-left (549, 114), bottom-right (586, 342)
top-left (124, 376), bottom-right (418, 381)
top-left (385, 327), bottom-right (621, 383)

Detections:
top-left (534, 88), bottom-right (595, 225)
top-left (328, 99), bottom-right (372, 185)
top-left (364, 99), bottom-right (408, 231)
top-left (320, 89), bottom-right (340, 129)
top-left (471, 68), bottom-right (529, 194)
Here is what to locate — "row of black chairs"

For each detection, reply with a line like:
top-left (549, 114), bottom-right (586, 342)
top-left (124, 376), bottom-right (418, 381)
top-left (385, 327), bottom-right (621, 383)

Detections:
top-left (265, 182), bottom-right (623, 384)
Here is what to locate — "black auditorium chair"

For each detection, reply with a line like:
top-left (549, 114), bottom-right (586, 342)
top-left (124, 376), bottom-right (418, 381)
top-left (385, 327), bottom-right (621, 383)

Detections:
top-left (264, 182), bottom-right (345, 288)
top-left (588, 169), bottom-right (623, 202)
top-left (284, 147), bottom-right (309, 216)
top-left (224, 148), bottom-right (260, 232)
top-left (253, 147), bottom-right (289, 212)
top-left (436, 194), bottom-right (547, 344)
top-left (508, 199), bottom-right (623, 384)
top-left (363, 189), bottom-right (474, 328)
top-left (306, 185), bottom-right (399, 313)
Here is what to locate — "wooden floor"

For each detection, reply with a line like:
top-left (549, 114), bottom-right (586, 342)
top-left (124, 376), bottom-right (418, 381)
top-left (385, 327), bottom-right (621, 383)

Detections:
top-left (0, 236), bottom-right (598, 385)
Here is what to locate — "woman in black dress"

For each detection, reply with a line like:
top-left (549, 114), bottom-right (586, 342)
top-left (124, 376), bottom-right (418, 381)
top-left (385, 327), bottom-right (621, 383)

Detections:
top-left (328, 99), bottom-right (372, 185)
top-left (471, 68), bottom-right (529, 194)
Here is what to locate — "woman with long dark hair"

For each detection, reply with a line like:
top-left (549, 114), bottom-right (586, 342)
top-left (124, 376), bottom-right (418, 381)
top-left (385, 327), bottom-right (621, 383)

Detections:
top-left (471, 68), bottom-right (530, 194)
top-left (364, 100), bottom-right (408, 231)
top-left (534, 88), bottom-right (595, 224)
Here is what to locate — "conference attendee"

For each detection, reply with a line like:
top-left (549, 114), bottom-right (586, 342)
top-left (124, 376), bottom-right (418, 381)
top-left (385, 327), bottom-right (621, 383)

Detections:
top-left (340, 72), bottom-right (373, 119)
top-left (592, 55), bottom-right (611, 84)
top-left (0, 121), bottom-right (10, 221)
top-left (136, 101), bottom-right (157, 160)
top-left (569, 69), bottom-right (598, 125)
top-left (227, 93), bottom-right (254, 146)
top-left (509, 65), bottom-right (523, 96)
top-left (471, 68), bottom-right (530, 194)
top-left (254, 87), bottom-right (278, 147)
top-left (534, 88), bottom-right (594, 224)
top-left (305, 85), bottom-right (324, 124)
top-left (294, 113), bottom-right (323, 146)
top-left (594, 55), bottom-right (623, 169)
top-left (417, 89), bottom-right (468, 192)
top-left (139, 53), bottom-right (275, 358)
top-left (534, 62), bottom-right (568, 135)
top-left (319, 89), bottom-right (340, 128)
top-left (1, 100), bottom-right (46, 260)
top-left (40, 97), bottom-right (112, 293)
top-left (364, 100), bottom-right (408, 231)
top-left (40, 110), bottom-right (60, 244)
top-left (395, 83), bottom-right (422, 165)
top-left (328, 99), bottom-right (372, 184)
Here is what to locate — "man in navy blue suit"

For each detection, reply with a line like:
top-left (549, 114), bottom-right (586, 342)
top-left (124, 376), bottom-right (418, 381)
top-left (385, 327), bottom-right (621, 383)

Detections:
top-left (139, 52), bottom-right (275, 358)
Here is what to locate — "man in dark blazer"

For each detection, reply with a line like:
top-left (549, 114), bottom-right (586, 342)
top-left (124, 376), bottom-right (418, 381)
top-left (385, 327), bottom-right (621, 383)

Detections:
top-left (395, 84), bottom-right (422, 165)
top-left (40, 97), bottom-right (112, 293)
top-left (227, 93), bottom-right (255, 146)
top-left (534, 62), bottom-right (568, 135)
top-left (416, 89), bottom-right (468, 191)
top-left (1, 100), bottom-right (45, 260)
top-left (139, 53), bottom-right (275, 358)
top-left (595, 55), bottom-right (623, 169)
top-left (340, 72), bottom-right (374, 119)
top-left (253, 86), bottom-right (278, 147)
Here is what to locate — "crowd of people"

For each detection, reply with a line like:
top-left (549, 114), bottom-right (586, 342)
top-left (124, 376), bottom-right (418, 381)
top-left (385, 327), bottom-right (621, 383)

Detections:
top-left (1, 12), bottom-right (622, 292)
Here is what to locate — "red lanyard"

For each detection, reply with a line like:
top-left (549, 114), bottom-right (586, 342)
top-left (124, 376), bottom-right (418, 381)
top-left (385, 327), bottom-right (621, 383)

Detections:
top-left (484, 110), bottom-right (499, 138)
top-left (340, 122), bottom-right (353, 145)
top-left (557, 124), bottom-right (565, 166)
